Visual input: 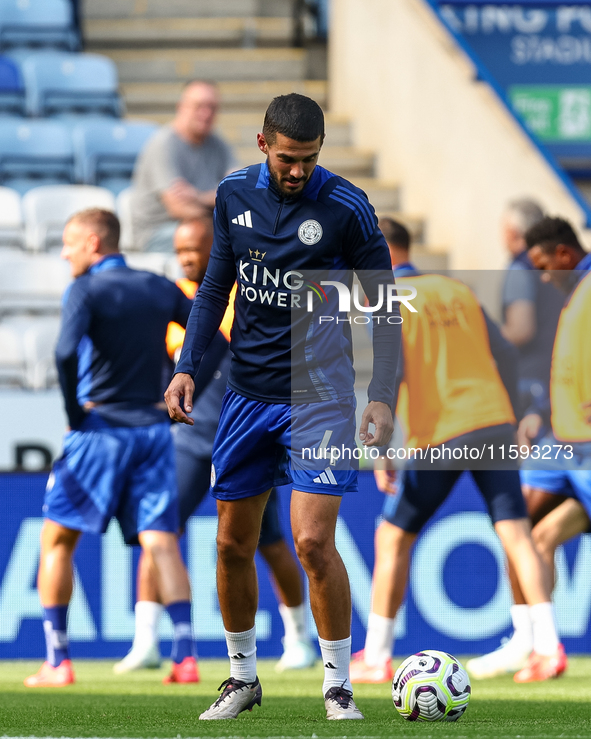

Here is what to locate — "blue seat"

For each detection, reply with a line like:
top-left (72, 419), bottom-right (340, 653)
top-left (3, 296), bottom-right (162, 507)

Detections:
top-left (72, 119), bottom-right (158, 194)
top-left (0, 56), bottom-right (24, 114)
top-left (21, 51), bottom-right (122, 117)
top-left (0, 0), bottom-right (78, 51)
top-left (0, 119), bottom-right (74, 194)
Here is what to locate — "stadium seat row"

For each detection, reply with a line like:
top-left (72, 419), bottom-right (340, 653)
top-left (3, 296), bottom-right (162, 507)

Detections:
top-left (0, 51), bottom-right (121, 117)
top-left (0, 249), bottom-right (181, 390)
top-left (0, 0), bottom-right (78, 53)
top-left (0, 314), bottom-right (60, 390)
top-left (0, 247), bottom-right (181, 395)
top-left (0, 247), bottom-right (180, 309)
top-left (0, 184), bottom-right (123, 251)
top-left (0, 118), bottom-right (157, 195)
top-left (0, 188), bottom-right (182, 257)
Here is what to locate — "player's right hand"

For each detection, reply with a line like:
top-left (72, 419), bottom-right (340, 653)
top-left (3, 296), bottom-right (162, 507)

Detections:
top-left (164, 372), bottom-right (195, 425)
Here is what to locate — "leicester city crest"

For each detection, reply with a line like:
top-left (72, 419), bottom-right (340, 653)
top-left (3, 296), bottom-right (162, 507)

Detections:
top-left (298, 219), bottom-right (323, 245)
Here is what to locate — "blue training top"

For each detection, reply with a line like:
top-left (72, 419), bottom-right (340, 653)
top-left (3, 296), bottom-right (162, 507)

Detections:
top-left (175, 162), bottom-right (401, 406)
top-left (56, 254), bottom-right (192, 429)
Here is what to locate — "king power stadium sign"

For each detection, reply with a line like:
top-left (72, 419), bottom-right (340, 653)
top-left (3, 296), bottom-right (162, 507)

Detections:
top-left (439, 3), bottom-right (591, 143)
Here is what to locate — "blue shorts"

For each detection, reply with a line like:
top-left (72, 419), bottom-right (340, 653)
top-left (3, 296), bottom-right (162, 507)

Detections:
top-left (210, 389), bottom-right (358, 500)
top-left (520, 434), bottom-right (591, 516)
top-left (520, 468), bottom-right (576, 496)
top-left (44, 417), bottom-right (179, 545)
top-left (383, 427), bottom-right (526, 532)
top-left (521, 432), bottom-right (579, 495)
top-left (175, 447), bottom-right (283, 545)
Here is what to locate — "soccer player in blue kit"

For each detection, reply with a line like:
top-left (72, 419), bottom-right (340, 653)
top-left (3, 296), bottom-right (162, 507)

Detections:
top-left (25, 209), bottom-right (196, 688)
top-left (165, 94), bottom-right (401, 720)
top-left (115, 219), bottom-right (316, 675)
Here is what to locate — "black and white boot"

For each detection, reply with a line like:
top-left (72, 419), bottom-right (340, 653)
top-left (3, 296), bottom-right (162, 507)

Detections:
top-left (199, 676), bottom-right (262, 720)
top-left (324, 685), bottom-right (364, 720)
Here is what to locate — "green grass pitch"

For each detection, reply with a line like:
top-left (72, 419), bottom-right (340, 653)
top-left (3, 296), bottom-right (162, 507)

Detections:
top-left (1, 658), bottom-right (591, 738)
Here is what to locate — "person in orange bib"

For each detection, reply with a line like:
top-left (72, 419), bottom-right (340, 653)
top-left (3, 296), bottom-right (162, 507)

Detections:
top-left (350, 218), bottom-right (565, 686)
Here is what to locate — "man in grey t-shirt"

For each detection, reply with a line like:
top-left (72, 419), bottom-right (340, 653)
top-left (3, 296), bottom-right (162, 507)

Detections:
top-left (131, 80), bottom-right (237, 251)
top-left (500, 198), bottom-right (563, 416)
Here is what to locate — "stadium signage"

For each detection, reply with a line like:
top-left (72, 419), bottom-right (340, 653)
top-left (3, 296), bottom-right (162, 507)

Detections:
top-left (438, 3), bottom-right (591, 151)
top-left (1, 473), bottom-right (590, 659)
top-left (441, 6), bottom-right (591, 37)
top-left (440, 4), bottom-right (591, 71)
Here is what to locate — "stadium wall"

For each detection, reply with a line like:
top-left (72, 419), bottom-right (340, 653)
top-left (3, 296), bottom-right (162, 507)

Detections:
top-left (329, 0), bottom-right (589, 269)
top-left (1, 472), bottom-right (590, 659)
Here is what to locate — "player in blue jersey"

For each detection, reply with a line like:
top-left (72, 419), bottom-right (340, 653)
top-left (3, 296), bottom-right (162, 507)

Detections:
top-left (25, 209), bottom-right (197, 688)
top-left (115, 219), bottom-right (316, 675)
top-left (165, 94), bottom-right (400, 720)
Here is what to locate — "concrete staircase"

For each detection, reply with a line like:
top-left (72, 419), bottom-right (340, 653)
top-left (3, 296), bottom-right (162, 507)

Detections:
top-left (82, 0), bottom-right (446, 268)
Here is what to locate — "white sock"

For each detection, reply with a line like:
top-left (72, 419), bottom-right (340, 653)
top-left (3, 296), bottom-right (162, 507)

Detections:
top-left (225, 626), bottom-right (257, 683)
top-left (364, 612), bottom-right (395, 666)
top-left (319, 635), bottom-right (352, 695)
top-left (510, 604), bottom-right (533, 651)
top-left (133, 601), bottom-right (163, 648)
top-left (530, 602), bottom-right (559, 656)
top-left (279, 603), bottom-right (307, 645)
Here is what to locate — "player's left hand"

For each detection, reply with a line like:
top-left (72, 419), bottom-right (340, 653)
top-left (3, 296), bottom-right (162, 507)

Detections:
top-left (359, 401), bottom-right (394, 447)
top-left (582, 400), bottom-right (591, 424)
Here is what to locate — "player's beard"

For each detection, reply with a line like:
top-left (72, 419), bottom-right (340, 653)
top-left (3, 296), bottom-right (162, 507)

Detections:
top-left (267, 158), bottom-right (309, 200)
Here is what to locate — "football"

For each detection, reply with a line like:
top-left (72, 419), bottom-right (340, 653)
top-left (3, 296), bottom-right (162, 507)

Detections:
top-left (392, 649), bottom-right (471, 722)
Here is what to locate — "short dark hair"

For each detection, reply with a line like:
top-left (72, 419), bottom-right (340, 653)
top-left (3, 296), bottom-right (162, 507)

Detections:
top-left (262, 93), bottom-right (325, 145)
top-left (70, 208), bottom-right (120, 252)
top-left (525, 216), bottom-right (583, 253)
top-left (378, 217), bottom-right (411, 250)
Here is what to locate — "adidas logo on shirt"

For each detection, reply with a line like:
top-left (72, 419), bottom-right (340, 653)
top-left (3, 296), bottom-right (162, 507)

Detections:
top-left (232, 210), bottom-right (253, 228)
top-left (313, 467), bottom-right (338, 485)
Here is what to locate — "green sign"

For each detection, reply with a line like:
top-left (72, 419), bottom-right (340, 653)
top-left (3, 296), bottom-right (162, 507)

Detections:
top-left (510, 85), bottom-right (591, 142)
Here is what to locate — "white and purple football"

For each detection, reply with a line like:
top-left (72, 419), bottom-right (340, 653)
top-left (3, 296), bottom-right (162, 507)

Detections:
top-left (392, 649), bottom-right (471, 722)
